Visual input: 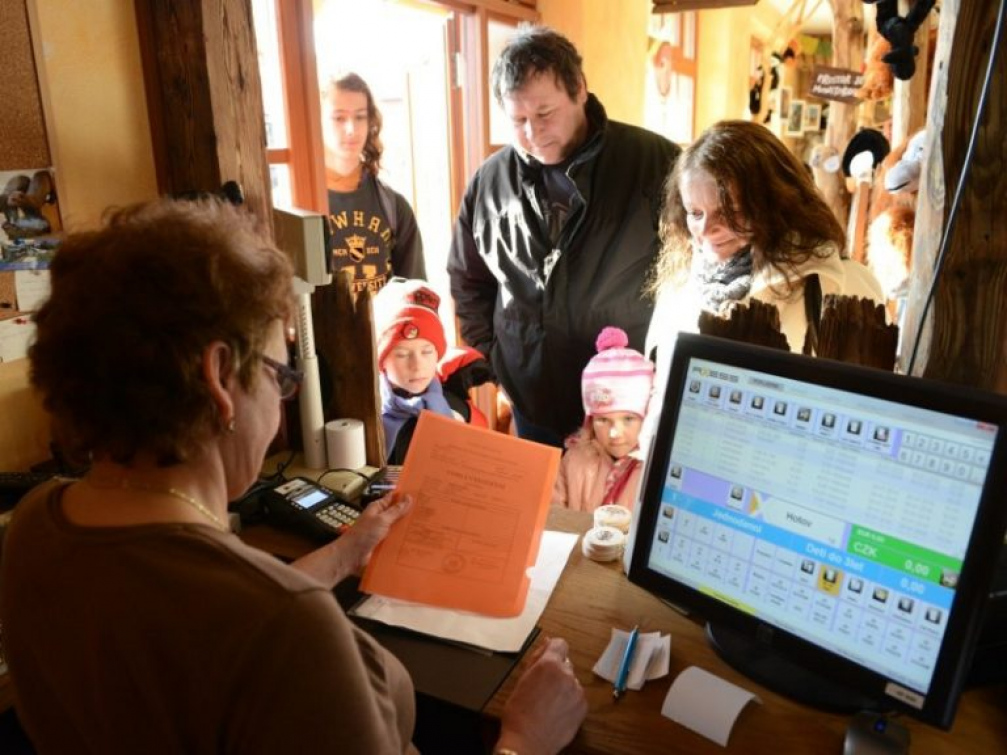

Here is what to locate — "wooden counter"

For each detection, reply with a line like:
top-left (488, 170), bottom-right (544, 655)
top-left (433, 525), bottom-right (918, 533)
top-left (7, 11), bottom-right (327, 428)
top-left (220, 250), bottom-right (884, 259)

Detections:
top-left (482, 507), bottom-right (1007, 754)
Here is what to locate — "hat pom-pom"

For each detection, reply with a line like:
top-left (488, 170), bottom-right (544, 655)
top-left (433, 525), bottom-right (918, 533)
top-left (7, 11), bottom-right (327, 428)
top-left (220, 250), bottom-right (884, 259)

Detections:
top-left (595, 326), bottom-right (628, 353)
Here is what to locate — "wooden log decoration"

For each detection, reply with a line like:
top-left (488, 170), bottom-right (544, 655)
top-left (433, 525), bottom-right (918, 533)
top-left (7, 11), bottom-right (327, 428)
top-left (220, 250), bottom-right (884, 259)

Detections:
top-left (817, 294), bottom-right (898, 370)
top-left (697, 294), bottom-right (897, 372)
top-left (698, 299), bottom-right (791, 351)
top-left (311, 271), bottom-right (385, 467)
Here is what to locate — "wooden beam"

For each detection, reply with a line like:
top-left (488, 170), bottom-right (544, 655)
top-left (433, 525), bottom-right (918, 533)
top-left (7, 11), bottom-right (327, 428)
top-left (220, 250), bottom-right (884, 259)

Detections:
top-left (134, 0), bottom-right (272, 231)
top-left (901, 0), bottom-right (1007, 390)
top-left (821, 0), bottom-right (866, 229)
top-left (653, 0), bottom-right (756, 10)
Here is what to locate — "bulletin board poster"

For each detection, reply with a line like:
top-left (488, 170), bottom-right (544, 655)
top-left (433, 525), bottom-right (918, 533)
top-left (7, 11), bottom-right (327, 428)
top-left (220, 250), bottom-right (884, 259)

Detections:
top-left (1, 167), bottom-right (61, 272)
top-left (0, 168), bottom-right (58, 361)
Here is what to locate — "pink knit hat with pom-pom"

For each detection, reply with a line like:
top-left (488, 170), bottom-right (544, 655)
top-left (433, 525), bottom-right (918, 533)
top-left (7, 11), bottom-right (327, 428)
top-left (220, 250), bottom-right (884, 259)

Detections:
top-left (581, 326), bottom-right (655, 419)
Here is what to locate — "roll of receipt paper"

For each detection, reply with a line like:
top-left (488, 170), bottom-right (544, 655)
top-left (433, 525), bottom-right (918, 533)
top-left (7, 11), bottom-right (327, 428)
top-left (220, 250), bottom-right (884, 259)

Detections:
top-left (325, 418), bottom-right (366, 470)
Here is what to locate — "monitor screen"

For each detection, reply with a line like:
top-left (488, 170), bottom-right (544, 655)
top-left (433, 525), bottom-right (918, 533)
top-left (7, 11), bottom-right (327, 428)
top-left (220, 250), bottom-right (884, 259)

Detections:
top-left (628, 334), bottom-right (1007, 729)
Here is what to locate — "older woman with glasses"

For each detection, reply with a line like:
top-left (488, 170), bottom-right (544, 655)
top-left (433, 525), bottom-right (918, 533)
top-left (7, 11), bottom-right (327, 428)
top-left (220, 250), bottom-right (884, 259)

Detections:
top-left (0, 198), bottom-right (585, 754)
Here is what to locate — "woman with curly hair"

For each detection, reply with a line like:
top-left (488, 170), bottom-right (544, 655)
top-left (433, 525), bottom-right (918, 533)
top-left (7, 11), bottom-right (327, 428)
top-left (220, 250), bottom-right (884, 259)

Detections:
top-left (323, 72), bottom-right (425, 293)
top-left (0, 198), bottom-right (584, 754)
top-left (642, 120), bottom-right (882, 443)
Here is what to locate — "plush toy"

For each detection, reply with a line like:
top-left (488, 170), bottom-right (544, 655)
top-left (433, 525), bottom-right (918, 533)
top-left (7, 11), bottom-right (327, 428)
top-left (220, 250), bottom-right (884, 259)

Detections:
top-left (862, 0), bottom-right (937, 80)
top-left (865, 130), bottom-right (926, 300)
top-left (884, 129), bottom-right (926, 193)
top-left (858, 35), bottom-right (895, 102)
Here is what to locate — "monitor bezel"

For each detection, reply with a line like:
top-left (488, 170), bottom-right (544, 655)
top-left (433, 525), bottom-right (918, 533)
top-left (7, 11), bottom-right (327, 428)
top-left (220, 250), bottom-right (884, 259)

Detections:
top-left (628, 333), bottom-right (1007, 729)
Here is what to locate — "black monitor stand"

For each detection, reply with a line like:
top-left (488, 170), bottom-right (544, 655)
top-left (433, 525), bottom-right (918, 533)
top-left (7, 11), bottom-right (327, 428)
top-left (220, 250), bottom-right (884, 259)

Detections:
top-left (705, 622), bottom-right (881, 713)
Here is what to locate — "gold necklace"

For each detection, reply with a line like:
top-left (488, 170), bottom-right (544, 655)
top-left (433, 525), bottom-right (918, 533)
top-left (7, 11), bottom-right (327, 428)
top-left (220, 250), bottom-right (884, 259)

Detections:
top-left (84, 477), bottom-right (227, 531)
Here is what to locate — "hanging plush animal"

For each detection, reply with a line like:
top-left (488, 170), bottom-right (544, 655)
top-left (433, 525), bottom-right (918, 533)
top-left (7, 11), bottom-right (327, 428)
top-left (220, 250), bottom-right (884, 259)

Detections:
top-left (858, 35), bottom-right (895, 101)
top-left (866, 130), bottom-right (927, 300)
top-left (862, 0), bottom-right (938, 80)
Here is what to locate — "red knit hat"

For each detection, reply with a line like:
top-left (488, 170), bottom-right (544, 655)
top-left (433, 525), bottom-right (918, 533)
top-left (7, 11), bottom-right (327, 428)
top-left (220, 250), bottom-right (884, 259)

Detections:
top-left (374, 278), bottom-right (447, 368)
top-left (581, 326), bottom-right (654, 418)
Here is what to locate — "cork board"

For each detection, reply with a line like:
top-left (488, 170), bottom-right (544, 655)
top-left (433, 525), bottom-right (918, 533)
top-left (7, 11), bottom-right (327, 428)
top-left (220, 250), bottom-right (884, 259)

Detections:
top-left (0, 0), bottom-right (50, 170)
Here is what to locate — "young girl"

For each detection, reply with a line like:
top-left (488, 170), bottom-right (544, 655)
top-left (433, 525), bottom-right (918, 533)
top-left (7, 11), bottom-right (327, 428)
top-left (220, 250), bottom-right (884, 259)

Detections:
top-left (552, 327), bottom-right (655, 512)
top-left (323, 72), bottom-right (425, 294)
top-left (374, 278), bottom-right (492, 464)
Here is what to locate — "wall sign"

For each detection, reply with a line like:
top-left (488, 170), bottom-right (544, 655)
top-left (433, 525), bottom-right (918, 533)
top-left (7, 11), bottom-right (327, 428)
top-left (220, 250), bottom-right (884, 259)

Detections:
top-left (810, 66), bottom-right (865, 104)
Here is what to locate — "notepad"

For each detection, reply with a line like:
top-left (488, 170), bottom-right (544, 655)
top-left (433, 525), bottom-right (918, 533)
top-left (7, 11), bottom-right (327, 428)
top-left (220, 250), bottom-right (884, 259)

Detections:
top-left (360, 411), bottom-right (560, 617)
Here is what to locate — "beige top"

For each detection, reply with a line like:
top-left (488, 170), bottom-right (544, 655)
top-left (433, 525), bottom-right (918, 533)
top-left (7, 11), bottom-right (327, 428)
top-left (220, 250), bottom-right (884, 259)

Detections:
top-left (641, 246), bottom-right (885, 457)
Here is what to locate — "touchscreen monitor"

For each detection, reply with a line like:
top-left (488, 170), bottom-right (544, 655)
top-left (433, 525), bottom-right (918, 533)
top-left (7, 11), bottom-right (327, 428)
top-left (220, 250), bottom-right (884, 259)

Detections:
top-left (628, 334), bottom-right (1007, 728)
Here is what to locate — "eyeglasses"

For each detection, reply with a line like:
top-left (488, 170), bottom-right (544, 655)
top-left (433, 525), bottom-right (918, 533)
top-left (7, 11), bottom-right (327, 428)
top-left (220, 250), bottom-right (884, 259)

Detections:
top-left (261, 355), bottom-right (303, 400)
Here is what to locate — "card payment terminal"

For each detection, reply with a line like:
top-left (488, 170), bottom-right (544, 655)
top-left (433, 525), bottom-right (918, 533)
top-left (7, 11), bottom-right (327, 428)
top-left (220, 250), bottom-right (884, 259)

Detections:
top-left (262, 477), bottom-right (360, 543)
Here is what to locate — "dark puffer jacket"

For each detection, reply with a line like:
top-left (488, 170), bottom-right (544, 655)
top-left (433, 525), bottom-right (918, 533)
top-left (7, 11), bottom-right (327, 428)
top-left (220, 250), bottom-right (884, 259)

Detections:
top-left (448, 95), bottom-right (680, 437)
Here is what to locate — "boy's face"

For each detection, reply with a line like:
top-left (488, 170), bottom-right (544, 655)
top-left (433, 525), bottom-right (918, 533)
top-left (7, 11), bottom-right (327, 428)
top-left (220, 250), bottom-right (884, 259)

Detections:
top-left (324, 87), bottom-right (369, 164)
top-left (383, 337), bottom-right (439, 395)
top-left (591, 411), bottom-right (643, 460)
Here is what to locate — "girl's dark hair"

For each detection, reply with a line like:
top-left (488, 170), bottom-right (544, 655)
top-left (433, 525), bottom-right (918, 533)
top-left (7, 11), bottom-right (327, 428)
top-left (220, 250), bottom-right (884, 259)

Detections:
top-left (326, 72), bottom-right (384, 174)
top-left (650, 120), bottom-right (843, 295)
top-left (30, 198), bottom-right (295, 465)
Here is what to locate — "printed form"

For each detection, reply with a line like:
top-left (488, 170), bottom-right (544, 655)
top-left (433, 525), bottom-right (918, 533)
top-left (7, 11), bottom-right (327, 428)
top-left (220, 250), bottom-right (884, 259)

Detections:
top-left (361, 411), bottom-right (560, 617)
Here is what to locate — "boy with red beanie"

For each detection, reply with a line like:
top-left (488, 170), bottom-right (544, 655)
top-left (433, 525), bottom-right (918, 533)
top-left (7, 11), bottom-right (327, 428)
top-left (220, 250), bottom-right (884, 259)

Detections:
top-left (552, 326), bottom-right (655, 512)
top-left (374, 278), bottom-right (492, 464)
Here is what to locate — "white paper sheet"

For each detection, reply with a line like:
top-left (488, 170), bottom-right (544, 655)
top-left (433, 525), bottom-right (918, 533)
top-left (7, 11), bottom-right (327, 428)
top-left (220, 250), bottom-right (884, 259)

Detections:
top-left (592, 627), bottom-right (670, 690)
top-left (350, 530), bottom-right (578, 653)
top-left (662, 666), bottom-right (761, 746)
top-left (0, 316), bottom-right (34, 362)
top-left (14, 269), bottom-right (50, 312)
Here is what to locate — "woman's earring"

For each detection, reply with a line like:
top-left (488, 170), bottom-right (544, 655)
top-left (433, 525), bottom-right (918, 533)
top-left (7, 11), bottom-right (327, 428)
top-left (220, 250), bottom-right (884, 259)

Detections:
top-left (226, 418), bottom-right (237, 434)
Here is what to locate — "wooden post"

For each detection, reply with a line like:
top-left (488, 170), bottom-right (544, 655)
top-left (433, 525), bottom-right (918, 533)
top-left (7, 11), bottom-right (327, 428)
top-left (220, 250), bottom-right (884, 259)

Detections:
top-left (823, 0), bottom-right (866, 228)
top-left (133, 0), bottom-right (272, 231)
top-left (900, 0), bottom-right (1007, 389)
top-left (312, 273), bottom-right (385, 467)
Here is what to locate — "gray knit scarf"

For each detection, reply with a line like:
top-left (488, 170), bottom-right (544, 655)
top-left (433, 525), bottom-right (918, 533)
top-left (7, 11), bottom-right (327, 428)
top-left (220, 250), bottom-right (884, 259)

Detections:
top-left (695, 246), bottom-right (754, 313)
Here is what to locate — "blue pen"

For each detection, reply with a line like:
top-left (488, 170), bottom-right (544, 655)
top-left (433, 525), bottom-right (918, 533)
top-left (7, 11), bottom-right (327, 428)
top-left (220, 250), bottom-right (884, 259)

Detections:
top-left (613, 625), bottom-right (640, 699)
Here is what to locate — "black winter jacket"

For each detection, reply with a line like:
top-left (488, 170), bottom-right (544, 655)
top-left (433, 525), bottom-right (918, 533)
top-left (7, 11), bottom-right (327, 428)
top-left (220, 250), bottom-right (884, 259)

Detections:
top-left (447, 95), bottom-right (680, 437)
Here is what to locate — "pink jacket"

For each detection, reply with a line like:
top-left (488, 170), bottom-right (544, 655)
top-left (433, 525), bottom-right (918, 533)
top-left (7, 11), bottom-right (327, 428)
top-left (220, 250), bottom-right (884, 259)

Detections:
top-left (552, 440), bottom-right (643, 513)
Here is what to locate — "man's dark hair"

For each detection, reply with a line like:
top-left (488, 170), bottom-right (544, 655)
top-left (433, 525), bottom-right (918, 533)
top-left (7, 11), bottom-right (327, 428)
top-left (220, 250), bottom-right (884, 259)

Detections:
top-left (490, 24), bottom-right (585, 105)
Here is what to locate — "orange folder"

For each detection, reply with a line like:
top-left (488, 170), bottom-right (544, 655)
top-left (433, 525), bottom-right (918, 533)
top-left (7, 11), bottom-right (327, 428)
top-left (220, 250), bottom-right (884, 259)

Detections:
top-left (360, 411), bottom-right (560, 617)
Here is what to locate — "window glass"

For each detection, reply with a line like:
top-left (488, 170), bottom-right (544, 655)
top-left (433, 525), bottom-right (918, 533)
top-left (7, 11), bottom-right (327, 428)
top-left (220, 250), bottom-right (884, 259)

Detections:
top-left (487, 18), bottom-right (519, 147)
top-left (269, 163), bottom-right (292, 208)
top-left (252, 0), bottom-right (288, 150)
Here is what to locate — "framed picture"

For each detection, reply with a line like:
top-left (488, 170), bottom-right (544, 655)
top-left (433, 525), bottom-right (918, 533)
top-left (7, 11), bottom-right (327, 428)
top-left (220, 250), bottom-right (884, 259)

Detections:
top-left (766, 87), bottom-right (781, 116)
top-left (786, 99), bottom-right (805, 136)
top-left (779, 87), bottom-right (792, 124)
top-left (803, 102), bottom-right (822, 132)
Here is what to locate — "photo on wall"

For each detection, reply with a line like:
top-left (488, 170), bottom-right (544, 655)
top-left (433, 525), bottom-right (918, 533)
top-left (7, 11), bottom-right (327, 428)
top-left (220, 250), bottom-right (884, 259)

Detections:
top-left (779, 87), bottom-right (792, 125)
top-left (803, 102), bottom-right (822, 132)
top-left (0, 168), bottom-right (60, 271)
top-left (786, 100), bottom-right (805, 136)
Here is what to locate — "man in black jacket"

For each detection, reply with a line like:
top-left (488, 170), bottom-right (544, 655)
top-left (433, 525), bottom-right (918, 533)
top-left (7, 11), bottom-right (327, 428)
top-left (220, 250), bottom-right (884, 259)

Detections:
top-left (447, 24), bottom-right (680, 447)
